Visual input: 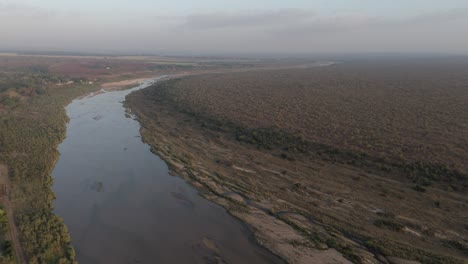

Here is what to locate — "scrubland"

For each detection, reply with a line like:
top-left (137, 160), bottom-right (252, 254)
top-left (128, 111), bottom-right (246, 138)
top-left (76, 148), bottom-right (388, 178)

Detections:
top-left (0, 54), bottom-right (303, 263)
top-left (126, 60), bottom-right (468, 264)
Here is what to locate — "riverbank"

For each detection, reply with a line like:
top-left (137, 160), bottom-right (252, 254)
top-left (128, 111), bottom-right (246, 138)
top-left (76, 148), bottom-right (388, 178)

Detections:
top-left (0, 55), bottom-right (311, 263)
top-left (51, 79), bottom-right (285, 264)
top-left (125, 83), bottom-right (359, 264)
top-left (0, 74), bottom-right (162, 263)
top-left (125, 67), bottom-right (467, 264)
top-left (0, 82), bottom-right (100, 263)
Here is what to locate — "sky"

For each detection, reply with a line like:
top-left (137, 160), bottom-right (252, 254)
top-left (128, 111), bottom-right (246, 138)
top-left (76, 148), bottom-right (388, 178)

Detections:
top-left (1, 0), bottom-right (468, 56)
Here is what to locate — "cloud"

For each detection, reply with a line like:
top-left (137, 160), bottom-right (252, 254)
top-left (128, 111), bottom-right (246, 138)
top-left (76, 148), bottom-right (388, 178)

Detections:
top-left (178, 9), bottom-right (315, 30)
top-left (1, 5), bottom-right (467, 55)
top-left (171, 7), bottom-right (468, 37)
top-left (404, 7), bottom-right (468, 24)
top-left (166, 8), bottom-right (468, 54)
top-left (0, 2), bottom-right (57, 21)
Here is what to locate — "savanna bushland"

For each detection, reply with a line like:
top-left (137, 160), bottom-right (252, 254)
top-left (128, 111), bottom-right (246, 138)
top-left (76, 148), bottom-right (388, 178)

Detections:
top-left (0, 54), bottom-right (293, 263)
top-left (126, 59), bottom-right (468, 264)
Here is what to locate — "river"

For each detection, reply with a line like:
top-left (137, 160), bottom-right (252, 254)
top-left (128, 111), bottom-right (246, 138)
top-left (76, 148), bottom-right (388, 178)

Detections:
top-left (51, 78), bottom-right (283, 264)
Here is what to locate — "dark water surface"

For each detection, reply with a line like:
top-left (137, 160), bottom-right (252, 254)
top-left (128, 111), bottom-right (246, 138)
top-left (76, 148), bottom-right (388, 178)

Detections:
top-left (52, 79), bottom-right (283, 264)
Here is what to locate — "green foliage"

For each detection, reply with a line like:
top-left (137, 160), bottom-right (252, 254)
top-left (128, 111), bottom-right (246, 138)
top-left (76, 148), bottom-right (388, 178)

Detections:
top-left (442, 240), bottom-right (468, 255)
top-left (0, 75), bottom-right (96, 263)
top-left (365, 238), bottom-right (464, 264)
top-left (0, 208), bottom-right (7, 233)
top-left (0, 72), bottom-right (64, 94)
top-left (18, 211), bottom-right (73, 264)
top-left (374, 219), bottom-right (404, 232)
top-left (1, 240), bottom-right (13, 260)
top-left (0, 207), bottom-right (12, 262)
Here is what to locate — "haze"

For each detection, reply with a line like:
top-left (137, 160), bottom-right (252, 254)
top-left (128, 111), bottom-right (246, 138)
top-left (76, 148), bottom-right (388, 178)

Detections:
top-left (1, 0), bottom-right (468, 55)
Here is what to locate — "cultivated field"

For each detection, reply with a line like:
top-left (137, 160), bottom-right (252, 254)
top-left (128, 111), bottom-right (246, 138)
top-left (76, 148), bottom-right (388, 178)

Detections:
top-left (127, 59), bottom-right (468, 264)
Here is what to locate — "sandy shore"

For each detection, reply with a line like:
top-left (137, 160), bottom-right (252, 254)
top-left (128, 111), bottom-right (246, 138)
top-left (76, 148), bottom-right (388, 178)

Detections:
top-left (100, 78), bottom-right (150, 91)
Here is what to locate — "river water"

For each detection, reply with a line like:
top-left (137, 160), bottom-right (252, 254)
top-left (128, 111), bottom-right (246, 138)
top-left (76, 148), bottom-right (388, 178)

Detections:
top-left (51, 79), bottom-right (283, 264)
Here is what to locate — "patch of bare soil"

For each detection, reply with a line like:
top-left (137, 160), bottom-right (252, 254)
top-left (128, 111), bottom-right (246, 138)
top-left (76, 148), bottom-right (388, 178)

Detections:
top-left (101, 78), bottom-right (149, 91)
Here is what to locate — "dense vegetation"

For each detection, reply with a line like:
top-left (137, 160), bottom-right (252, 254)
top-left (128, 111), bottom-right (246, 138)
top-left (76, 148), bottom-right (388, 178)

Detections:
top-left (147, 61), bottom-right (468, 190)
top-left (127, 61), bottom-right (468, 263)
top-left (141, 79), bottom-right (468, 191)
top-left (0, 69), bottom-right (97, 263)
top-left (0, 207), bottom-right (13, 263)
top-left (0, 54), bottom-right (276, 263)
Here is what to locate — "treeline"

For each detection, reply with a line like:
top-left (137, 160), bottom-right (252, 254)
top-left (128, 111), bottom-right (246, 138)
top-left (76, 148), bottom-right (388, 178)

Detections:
top-left (231, 126), bottom-right (467, 189)
top-left (0, 70), bottom-right (84, 94)
top-left (18, 211), bottom-right (75, 264)
top-left (0, 78), bottom-right (97, 263)
top-left (140, 80), bottom-right (468, 191)
top-left (148, 64), bottom-right (194, 71)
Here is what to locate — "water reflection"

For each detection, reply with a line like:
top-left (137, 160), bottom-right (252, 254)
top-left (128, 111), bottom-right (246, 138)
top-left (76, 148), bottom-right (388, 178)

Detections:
top-left (52, 79), bottom-right (283, 264)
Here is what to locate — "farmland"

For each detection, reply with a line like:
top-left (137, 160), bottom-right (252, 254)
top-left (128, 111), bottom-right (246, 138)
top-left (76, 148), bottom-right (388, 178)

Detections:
top-left (126, 59), bottom-right (468, 263)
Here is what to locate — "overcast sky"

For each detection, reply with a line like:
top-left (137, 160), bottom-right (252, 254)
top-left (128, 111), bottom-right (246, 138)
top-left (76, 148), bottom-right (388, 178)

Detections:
top-left (1, 0), bottom-right (468, 55)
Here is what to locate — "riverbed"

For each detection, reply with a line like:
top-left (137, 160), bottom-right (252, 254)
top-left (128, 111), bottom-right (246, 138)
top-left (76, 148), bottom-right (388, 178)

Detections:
top-left (51, 78), bottom-right (283, 264)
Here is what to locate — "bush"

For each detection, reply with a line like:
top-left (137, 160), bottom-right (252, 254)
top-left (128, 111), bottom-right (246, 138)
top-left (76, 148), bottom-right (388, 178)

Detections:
top-left (374, 219), bottom-right (404, 232)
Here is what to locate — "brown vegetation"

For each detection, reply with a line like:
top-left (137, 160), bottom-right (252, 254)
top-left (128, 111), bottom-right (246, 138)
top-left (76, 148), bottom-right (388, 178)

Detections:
top-left (0, 54), bottom-right (304, 263)
top-left (161, 61), bottom-right (468, 180)
top-left (0, 54), bottom-right (208, 263)
top-left (126, 60), bottom-right (468, 264)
